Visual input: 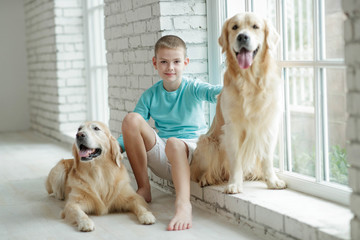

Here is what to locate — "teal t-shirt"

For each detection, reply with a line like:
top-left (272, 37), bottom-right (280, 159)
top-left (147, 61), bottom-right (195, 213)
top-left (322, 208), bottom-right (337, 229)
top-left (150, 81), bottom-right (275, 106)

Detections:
top-left (118, 78), bottom-right (222, 151)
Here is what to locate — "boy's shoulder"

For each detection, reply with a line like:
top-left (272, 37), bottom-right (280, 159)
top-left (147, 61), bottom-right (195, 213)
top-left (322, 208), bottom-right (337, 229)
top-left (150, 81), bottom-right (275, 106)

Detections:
top-left (142, 80), bottom-right (163, 95)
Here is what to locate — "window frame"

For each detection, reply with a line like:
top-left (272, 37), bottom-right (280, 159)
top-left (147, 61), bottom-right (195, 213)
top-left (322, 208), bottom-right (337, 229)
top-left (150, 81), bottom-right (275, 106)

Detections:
top-left (83, 0), bottom-right (109, 125)
top-left (207, 0), bottom-right (351, 205)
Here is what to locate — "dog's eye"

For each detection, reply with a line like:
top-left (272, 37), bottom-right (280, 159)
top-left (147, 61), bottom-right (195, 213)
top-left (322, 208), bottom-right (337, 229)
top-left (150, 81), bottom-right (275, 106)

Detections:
top-left (253, 24), bottom-right (259, 29)
top-left (232, 25), bottom-right (238, 30)
top-left (94, 126), bottom-right (101, 131)
top-left (78, 127), bottom-right (82, 132)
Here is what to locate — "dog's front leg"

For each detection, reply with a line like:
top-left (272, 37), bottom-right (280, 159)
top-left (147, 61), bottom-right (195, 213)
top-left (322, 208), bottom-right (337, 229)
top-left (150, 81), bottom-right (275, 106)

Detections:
top-left (62, 202), bottom-right (95, 232)
top-left (261, 131), bottom-right (286, 189)
top-left (222, 124), bottom-right (244, 194)
top-left (225, 160), bottom-right (244, 194)
top-left (262, 151), bottom-right (286, 189)
top-left (117, 186), bottom-right (156, 225)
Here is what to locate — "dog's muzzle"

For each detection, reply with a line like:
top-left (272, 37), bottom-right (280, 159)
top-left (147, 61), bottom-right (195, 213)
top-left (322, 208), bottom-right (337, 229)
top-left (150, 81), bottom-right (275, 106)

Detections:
top-left (76, 132), bottom-right (102, 161)
top-left (235, 33), bottom-right (259, 69)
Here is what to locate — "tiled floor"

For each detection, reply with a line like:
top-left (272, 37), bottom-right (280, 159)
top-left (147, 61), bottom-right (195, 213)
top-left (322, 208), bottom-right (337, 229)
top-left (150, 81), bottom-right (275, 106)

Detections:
top-left (0, 131), bottom-right (264, 240)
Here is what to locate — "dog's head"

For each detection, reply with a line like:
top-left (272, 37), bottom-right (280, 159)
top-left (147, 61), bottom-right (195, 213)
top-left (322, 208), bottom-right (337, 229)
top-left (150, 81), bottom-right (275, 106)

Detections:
top-left (72, 121), bottom-right (122, 167)
top-left (219, 12), bottom-right (279, 70)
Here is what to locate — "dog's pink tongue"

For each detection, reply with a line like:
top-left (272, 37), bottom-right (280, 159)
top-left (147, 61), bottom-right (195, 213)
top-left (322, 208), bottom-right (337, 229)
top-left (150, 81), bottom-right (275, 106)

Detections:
top-left (237, 49), bottom-right (253, 69)
top-left (79, 149), bottom-right (94, 158)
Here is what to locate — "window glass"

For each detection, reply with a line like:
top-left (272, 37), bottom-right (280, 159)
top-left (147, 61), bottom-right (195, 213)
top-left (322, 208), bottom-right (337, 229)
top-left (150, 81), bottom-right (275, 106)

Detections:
top-left (85, 1), bottom-right (109, 124)
top-left (323, 0), bottom-right (345, 59)
top-left (325, 68), bottom-right (348, 184)
top-left (226, 0), bottom-right (245, 18)
top-left (285, 0), bottom-right (314, 61)
top-left (286, 67), bottom-right (316, 177)
top-left (252, 0), bottom-right (276, 28)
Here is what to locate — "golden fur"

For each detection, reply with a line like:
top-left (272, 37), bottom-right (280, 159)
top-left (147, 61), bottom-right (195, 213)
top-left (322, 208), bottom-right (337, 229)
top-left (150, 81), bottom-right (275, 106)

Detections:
top-left (190, 13), bottom-right (286, 193)
top-left (46, 121), bottom-right (155, 231)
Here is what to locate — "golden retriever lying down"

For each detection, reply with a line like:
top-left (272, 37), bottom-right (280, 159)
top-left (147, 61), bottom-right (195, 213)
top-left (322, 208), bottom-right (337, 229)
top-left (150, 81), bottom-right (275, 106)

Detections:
top-left (190, 13), bottom-right (286, 193)
top-left (46, 121), bottom-right (155, 231)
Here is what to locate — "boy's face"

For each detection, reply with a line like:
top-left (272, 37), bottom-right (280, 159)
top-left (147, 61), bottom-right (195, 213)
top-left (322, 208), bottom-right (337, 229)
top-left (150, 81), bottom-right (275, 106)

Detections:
top-left (152, 47), bottom-right (189, 91)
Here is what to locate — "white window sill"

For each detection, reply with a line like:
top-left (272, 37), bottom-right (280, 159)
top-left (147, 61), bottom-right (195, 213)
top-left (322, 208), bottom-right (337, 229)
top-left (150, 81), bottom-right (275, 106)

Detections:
top-left (148, 171), bottom-right (352, 240)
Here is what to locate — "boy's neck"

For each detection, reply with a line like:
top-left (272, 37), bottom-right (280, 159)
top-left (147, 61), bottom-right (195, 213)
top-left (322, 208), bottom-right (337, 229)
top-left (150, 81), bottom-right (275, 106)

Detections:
top-left (163, 78), bottom-right (182, 92)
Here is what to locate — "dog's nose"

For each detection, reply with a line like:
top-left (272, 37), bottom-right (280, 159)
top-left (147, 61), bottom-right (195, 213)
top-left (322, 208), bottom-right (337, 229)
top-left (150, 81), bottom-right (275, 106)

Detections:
top-left (76, 132), bottom-right (86, 139)
top-left (237, 34), bottom-right (249, 44)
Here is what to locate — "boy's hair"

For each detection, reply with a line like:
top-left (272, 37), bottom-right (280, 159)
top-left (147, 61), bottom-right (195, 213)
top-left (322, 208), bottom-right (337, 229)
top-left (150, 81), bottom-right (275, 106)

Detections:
top-left (154, 35), bottom-right (187, 57)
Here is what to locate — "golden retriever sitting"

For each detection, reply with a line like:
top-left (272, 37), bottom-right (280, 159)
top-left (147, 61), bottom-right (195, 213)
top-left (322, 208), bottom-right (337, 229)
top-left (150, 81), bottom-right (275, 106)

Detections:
top-left (190, 13), bottom-right (286, 193)
top-left (46, 121), bottom-right (155, 231)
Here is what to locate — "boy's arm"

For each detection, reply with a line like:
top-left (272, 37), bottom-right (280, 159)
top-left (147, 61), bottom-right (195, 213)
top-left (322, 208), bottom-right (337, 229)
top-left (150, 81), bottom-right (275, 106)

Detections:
top-left (117, 94), bottom-right (151, 152)
top-left (193, 80), bottom-right (222, 103)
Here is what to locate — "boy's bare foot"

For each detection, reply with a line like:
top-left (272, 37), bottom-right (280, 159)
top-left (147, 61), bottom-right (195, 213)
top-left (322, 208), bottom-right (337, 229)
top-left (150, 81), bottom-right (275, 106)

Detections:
top-left (136, 187), bottom-right (152, 203)
top-left (167, 200), bottom-right (192, 231)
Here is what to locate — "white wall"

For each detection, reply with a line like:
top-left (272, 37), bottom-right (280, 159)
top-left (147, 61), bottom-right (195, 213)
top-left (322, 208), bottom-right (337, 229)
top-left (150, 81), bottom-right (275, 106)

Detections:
top-left (343, 1), bottom-right (360, 239)
top-left (0, 0), bottom-right (30, 132)
top-left (24, 0), bottom-right (86, 142)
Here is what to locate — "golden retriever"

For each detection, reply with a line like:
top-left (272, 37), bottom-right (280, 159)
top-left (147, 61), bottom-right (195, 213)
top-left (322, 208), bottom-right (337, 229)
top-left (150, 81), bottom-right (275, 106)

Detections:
top-left (46, 121), bottom-right (155, 231)
top-left (190, 12), bottom-right (286, 193)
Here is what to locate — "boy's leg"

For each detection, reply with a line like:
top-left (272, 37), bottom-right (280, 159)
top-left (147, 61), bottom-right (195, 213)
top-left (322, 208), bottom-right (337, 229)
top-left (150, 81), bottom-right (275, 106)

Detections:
top-left (165, 137), bottom-right (192, 231)
top-left (122, 112), bottom-right (156, 203)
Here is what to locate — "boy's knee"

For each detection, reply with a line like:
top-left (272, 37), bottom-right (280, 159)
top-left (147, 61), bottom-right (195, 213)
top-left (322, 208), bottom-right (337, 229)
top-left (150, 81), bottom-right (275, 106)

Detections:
top-left (122, 112), bottom-right (142, 133)
top-left (165, 138), bottom-right (186, 159)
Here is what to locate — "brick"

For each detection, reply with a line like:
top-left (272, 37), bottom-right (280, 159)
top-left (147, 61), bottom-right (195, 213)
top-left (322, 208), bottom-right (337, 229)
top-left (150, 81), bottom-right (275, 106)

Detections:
top-left (190, 181), bottom-right (203, 200)
top-left (133, 21), bottom-right (147, 34)
top-left (141, 33), bottom-right (157, 47)
top-left (355, 18), bottom-right (360, 40)
top-left (187, 45), bottom-right (207, 59)
top-left (351, 217), bottom-right (360, 240)
top-left (159, 17), bottom-right (173, 30)
top-left (350, 193), bottom-right (360, 217)
top-left (345, 43), bottom-right (360, 65)
top-left (347, 92), bottom-right (360, 115)
top-left (134, 6), bottom-right (152, 20)
top-left (159, 2), bottom-right (192, 16)
top-left (349, 167), bottom-right (360, 193)
top-left (147, 18), bottom-right (161, 32)
top-left (120, 0), bottom-right (133, 12)
top-left (255, 205), bottom-right (284, 232)
top-left (346, 118), bottom-right (358, 141)
top-left (173, 16), bottom-right (206, 30)
top-left (203, 185), bottom-right (225, 208)
top-left (347, 143), bottom-right (360, 168)
top-left (133, 63), bottom-right (146, 75)
top-left (224, 194), bottom-right (249, 218)
top-left (284, 217), bottom-right (317, 240)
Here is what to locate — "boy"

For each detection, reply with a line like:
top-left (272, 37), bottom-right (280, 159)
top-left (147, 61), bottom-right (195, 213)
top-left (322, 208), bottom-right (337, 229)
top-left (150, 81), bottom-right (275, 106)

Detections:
top-left (117, 35), bottom-right (222, 231)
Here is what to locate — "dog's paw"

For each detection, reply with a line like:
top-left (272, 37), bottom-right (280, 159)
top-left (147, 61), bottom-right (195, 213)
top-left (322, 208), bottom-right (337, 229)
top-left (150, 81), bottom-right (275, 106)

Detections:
top-left (78, 217), bottom-right (95, 232)
top-left (138, 211), bottom-right (156, 225)
top-left (224, 183), bottom-right (243, 194)
top-left (199, 178), bottom-right (210, 187)
top-left (266, 178), bottom-right (286, 189)
top-left (54, 191), bottom-right (65, 200)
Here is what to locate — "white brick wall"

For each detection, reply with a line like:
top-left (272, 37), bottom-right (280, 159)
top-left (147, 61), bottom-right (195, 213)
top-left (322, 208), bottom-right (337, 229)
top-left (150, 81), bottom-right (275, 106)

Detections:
top-left (342, 1), bottom-right (360, 239)
top-left (105, 0), bottom-right (208, 138)
top-left (24, 0), bottom-right (86, 141)
top-left (21, 0), bottom-right (358, 239)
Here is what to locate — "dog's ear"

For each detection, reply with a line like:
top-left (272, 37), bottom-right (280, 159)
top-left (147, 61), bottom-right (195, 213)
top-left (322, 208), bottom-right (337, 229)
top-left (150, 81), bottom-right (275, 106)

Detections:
top-left (72, 143), bottom-right (80, 167)
top-left (218, 19), bottom-right (229, 54)
top-left (72, 143), bottom-right (79, 160)
top-left (265, 19), bottom-right (280, 57)
top-left (110, 136), bottom-right (123, 167)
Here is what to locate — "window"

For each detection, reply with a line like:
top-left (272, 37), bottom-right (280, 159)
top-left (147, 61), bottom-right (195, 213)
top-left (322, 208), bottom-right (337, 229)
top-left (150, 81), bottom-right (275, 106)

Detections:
top-left (84, 0), bottom-right (109, 124)
top-left (208, 0), bottom-right (350, 205)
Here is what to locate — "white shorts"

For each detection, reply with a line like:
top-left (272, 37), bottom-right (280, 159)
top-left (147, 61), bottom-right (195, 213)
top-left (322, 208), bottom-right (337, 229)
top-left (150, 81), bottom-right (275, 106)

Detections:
top-left (146, 130), bottom-right (198, 181)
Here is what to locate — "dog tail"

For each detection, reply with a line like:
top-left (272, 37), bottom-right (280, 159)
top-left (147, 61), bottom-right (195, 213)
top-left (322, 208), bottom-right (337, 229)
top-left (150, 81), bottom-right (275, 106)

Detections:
top-left (45, 158), bottom-right (73, 200)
